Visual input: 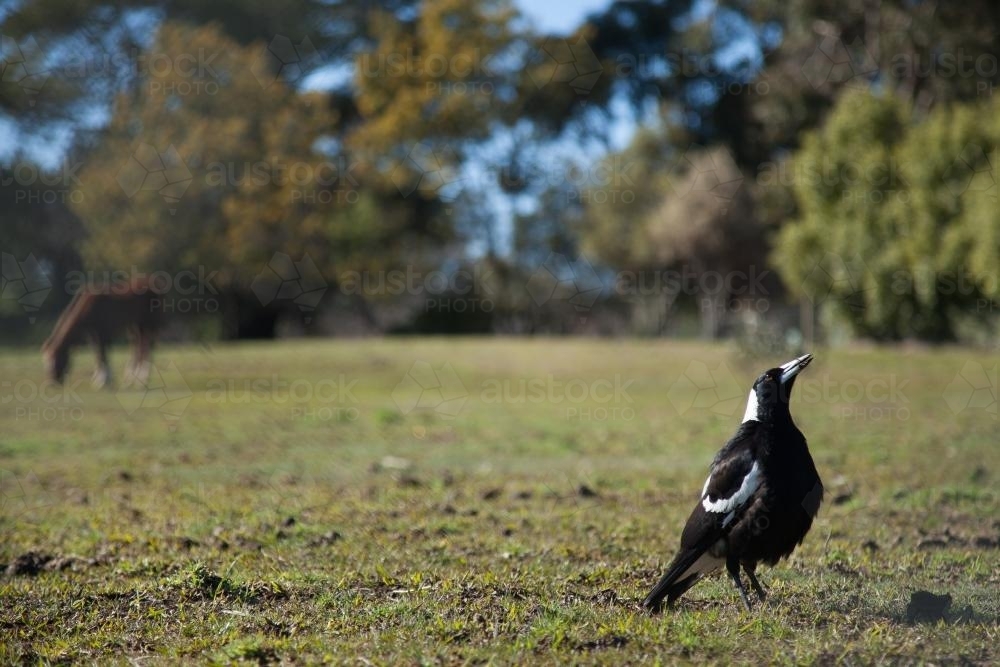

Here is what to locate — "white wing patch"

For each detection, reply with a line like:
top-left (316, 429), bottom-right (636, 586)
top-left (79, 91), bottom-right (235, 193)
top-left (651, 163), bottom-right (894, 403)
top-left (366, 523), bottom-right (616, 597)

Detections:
top-left (701, 461), bottom-right (761, 514)
top-left (742, 387), bottom-right (759, 423)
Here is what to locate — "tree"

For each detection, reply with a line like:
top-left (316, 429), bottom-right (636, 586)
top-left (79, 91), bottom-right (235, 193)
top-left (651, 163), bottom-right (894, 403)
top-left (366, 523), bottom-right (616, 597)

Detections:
top-left (578, 123), bottom-right (770, 338)
top-left (349, 0), bottom-right (523, 152)
top-left (645, 147), bottom-right (764, 338)
top-left (774, 89), bottom-right (999, 342)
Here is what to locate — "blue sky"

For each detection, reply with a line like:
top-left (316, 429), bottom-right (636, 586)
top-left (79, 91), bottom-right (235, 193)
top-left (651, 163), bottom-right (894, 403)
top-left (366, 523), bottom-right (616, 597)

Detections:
top-left (515, 0), bottom-right (612, 33)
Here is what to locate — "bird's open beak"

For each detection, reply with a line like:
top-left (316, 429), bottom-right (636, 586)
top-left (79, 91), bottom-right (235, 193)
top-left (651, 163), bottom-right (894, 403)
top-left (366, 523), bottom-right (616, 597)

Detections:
top-left (779, 353), bottom-right (812, 384)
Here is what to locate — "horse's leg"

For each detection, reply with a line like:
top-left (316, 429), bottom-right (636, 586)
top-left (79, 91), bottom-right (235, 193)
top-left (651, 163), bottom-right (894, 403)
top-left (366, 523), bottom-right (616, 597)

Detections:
top-left (134, 327), bottom-right (152, 385)
top-left (92, 333), bottom-right (113, 389)
top-left (124, 327), bottom-right (139, 386)
top-left (144, 326), bottom-right (154, 383)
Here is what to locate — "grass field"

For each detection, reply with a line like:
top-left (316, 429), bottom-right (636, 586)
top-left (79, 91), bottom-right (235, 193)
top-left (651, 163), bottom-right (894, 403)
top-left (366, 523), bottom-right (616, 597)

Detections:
top-left (1, 338), bottom-right (997, 664)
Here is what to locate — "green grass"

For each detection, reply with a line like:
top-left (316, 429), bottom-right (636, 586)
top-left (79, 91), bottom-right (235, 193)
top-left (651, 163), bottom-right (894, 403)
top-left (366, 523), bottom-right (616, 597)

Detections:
top-left (1, 338), bottom-right (997, 664)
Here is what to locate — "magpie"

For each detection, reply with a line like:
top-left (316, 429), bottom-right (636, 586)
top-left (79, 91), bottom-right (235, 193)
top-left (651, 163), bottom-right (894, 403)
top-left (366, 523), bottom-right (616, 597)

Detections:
top-left (643, 353), bottom-right (823, 612)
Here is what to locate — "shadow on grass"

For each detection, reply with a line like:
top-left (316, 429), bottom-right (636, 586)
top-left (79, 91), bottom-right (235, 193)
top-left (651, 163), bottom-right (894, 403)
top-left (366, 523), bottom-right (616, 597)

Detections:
top-left (806, 587), bottom-right (999, 626)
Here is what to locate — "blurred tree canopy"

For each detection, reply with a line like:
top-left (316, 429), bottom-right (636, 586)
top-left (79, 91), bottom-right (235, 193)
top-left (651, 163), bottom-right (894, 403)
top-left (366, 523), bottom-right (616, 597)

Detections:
top-left (74, 22), bottom-right (445, 283)
top-left (1, 0), bottom-right (998, 341)
top-left (775, 90), bottom-right (999, 341)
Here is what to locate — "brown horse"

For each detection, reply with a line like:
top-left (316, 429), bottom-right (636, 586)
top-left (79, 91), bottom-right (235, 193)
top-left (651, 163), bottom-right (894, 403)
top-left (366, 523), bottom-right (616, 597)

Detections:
top-left (42, 277), bottom-right (159, 388)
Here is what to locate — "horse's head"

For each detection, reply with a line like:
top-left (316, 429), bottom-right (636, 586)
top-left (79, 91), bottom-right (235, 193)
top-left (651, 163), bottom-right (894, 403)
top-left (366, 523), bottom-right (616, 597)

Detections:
top-left (42, 342), bottom-right (70, 384)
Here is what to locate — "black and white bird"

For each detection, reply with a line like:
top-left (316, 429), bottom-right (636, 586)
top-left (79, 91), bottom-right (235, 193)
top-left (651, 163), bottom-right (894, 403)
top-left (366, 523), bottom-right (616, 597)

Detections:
top-left (644, 353), bottom-right (823, 612)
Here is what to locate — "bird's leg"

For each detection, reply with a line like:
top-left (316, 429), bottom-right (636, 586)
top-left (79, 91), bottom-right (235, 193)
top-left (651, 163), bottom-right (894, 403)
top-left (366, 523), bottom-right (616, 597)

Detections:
top-left (743, 563), bottom-right (767, 602)
top-left (726, 558), bottom-right (752, 612)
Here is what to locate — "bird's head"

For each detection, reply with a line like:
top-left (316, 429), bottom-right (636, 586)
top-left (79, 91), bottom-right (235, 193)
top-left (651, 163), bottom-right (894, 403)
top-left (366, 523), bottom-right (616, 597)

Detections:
top-left (742, 353), bottom-right (812, 424)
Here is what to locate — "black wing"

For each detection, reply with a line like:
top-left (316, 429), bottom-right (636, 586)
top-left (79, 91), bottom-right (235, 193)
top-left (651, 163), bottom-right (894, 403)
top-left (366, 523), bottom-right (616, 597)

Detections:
top-left (643, 424), bottom-right (762, 611)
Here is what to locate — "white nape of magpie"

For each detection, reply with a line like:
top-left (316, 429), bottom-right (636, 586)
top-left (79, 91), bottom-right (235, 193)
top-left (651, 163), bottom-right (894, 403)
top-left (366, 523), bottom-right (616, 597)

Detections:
top-left (644, 353), bottom-right (823, 613)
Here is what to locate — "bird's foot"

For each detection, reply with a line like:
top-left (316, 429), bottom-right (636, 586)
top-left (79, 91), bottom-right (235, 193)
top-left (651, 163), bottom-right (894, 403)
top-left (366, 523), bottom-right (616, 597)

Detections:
top-left (727, 559), bottom-right (754, 612)
top-left (744, 567), bottom-right (767, 603)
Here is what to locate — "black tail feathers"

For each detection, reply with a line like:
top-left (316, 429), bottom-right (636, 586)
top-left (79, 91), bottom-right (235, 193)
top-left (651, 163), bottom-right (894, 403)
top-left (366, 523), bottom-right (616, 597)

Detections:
top-left (643, 573), bottom-right (700, 612)
top-left (643, 550), bottom-right (708, 612)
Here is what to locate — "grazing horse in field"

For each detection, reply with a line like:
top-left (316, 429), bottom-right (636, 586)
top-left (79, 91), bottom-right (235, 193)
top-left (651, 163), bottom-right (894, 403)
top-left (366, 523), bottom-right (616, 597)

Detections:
top-left (42, 277), bottom-right (159, 388)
